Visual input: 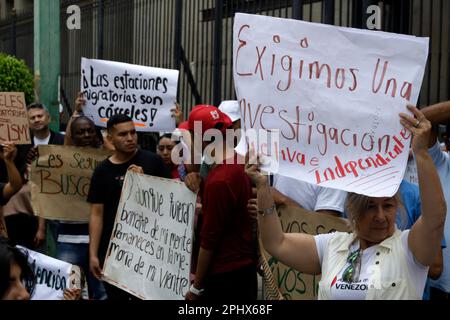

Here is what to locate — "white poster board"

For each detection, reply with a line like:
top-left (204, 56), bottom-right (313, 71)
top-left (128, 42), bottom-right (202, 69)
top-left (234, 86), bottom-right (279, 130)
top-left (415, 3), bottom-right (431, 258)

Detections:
top-left (233, 13), bottom-right (429, 197)
top-left (17, 246), bottom-right (76, 300)
top-left (81, 58), bottom-right (179, 132)
top-left (404, 157), bottom-right (419, 186)
top-left (102, 172), bottom-right (196, 300)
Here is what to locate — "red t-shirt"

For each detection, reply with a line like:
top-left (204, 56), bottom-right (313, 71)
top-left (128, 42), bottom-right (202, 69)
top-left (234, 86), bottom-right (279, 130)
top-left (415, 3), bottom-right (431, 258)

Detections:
top-left (171, 166), bottom-right (180, 180)
top-left (200, 155), bottom-right (256, 275)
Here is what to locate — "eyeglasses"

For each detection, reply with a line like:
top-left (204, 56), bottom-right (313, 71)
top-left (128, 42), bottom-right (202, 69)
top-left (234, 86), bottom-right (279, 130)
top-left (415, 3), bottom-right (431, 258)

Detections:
top-left (342, 249), bottom-right (362, 283)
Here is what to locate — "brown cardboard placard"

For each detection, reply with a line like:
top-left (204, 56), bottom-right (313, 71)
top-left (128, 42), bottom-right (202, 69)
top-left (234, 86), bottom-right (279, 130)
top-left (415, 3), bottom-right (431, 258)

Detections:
top-left (0, 92), bottom-right (31, 144)
top-left (30, 145), bottom-right (111, 222)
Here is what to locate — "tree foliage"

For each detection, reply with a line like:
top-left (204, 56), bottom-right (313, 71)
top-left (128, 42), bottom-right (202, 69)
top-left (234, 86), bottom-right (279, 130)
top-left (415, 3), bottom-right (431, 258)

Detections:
top-left (0, 53), bottom-right (34, 104)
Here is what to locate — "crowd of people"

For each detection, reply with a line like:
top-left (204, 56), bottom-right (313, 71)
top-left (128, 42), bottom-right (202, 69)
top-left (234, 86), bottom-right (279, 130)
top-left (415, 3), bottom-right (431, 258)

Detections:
top-left (1, 87), bottom-right (450, 301)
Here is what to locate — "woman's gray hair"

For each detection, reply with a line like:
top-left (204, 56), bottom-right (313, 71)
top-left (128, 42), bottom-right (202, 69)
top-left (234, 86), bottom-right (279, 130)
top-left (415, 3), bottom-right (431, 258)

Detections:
top-left (345, 192), bottom-right (407, 231)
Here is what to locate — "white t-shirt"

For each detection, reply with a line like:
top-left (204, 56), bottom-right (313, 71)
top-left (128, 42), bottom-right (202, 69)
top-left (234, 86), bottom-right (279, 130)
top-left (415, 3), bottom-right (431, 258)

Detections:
top-left (314, 230), bottom-right (428, 300)
top-left (33, 135), bottom-right (51, 146)
top-left (273, 175), bottom-right (347, 213)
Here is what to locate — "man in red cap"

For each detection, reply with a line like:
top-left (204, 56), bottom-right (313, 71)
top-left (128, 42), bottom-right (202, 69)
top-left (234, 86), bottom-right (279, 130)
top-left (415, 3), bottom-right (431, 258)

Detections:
top-left (185, 105), bottom-right (257, 301)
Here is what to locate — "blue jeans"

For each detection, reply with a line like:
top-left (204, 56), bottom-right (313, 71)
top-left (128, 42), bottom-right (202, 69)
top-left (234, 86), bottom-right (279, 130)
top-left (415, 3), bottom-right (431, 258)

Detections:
top-left (56, 242), bottom-right (107, 300)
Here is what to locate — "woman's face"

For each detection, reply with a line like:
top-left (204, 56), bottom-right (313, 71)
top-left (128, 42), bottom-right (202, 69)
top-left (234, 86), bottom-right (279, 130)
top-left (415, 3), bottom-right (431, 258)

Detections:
top-left (157, 137), bottom-right (176, 167)
top-left (2, 262), bottom-right (30, 300)
top-left (355, 197), bottom-right (397, 244)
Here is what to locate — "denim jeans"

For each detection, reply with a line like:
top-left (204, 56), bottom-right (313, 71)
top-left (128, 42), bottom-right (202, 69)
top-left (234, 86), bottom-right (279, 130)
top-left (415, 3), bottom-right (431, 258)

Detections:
top-left (56, 242), bottom-right (107, 300)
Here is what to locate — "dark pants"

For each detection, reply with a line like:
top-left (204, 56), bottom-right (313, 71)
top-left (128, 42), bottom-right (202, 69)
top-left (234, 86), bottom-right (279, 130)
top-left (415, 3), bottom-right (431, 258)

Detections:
top-left (203, 263), bottom-right (257, 301)
top-left (430, 287), bottom-right (450, 300)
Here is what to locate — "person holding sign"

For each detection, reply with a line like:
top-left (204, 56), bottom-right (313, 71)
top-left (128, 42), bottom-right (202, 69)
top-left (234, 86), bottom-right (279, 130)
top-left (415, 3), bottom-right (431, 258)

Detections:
top-left (87, 114), bottom-right (170, 300)
top-left (21, 103), bottom-right (65, 252)
top-left (64, 92), bottom-right (110, 150)
top-left (246, 106), bottom-right (446, 300)
top-left (55, 116), bottom-right (107, 300)
top-left (184, 105), bottom-right (257, 301)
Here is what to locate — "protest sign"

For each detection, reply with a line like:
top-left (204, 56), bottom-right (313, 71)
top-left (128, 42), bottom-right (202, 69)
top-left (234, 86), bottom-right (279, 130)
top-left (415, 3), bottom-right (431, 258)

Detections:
top-left (17, 246), bottom-right (80, 300)
top-left (81, 58), bottom-right (179, 132)
top-left (263, 205), bottom-right (349, 300)
top-left (102, 172), bottom-right (196, 300)
top-left (0, 92), bottom-right (31, 144)
top-left (233, 13), bottom-right (429, 197)
top-left (30, 145), bottom-right (111, 222)
top-left (404, 157), bottom-right (419, 186)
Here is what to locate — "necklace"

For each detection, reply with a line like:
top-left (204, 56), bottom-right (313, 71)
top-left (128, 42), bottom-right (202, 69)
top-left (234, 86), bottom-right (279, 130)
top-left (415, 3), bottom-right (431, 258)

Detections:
top-left (342, 248), bottom-right (362, 283)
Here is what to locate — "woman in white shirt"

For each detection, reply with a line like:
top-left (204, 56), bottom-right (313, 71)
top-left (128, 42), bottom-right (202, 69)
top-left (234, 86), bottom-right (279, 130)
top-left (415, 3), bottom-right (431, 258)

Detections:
top-left (246, 106), bottom-right (446, 300)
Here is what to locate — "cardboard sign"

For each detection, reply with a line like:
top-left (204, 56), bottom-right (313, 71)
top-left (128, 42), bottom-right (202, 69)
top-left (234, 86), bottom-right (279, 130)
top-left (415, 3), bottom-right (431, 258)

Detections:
top-left (81, 58), bottom-right (179, 132)
top-left (17, 246), bottom-right (80, 300)
top-left (233, 13), bottom-right (429, 197)
top-left (29, 145), bottom-right (111, 222)
top-left (263, 205), bottom-right (350, 300)
top-left (0, 92), bottom-right (31, 144)
top-left (102, 172), bottom-right (196, 300)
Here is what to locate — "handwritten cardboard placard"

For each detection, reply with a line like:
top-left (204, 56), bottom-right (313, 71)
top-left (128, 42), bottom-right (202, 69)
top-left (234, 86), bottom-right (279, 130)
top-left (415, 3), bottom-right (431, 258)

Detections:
top-left (233, 13), bottom-right (429, 197)
top-left (29, 145), bottom-right (111, 222)
top-left (102, 172), bottom-right (196, 300)
top-left (0, 92), bottom-right (31, 144)
top-left (17, 246), bottom-right (80, 300)
top-left (263, 205), bottom-right (349, 300)
top-left (81, 58), bottom-right (179, 132)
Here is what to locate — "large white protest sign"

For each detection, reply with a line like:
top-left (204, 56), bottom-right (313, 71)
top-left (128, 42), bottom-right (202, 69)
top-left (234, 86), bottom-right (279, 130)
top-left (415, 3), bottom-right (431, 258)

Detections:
top-left (81, 58), bottom-right (179, 132)
top-left (17, 246), bottom-right (79, 300)
top-left (102, 172), bottom-right (196, 300)
top-left (233, 13), bottom-right (429, 197)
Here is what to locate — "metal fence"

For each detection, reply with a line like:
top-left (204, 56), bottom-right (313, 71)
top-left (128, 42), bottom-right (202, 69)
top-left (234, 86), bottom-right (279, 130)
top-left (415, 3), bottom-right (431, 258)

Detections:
top-left (0, 7), bottom-right (33, 69)
top-left (1, 0), bottom-right (449, 121)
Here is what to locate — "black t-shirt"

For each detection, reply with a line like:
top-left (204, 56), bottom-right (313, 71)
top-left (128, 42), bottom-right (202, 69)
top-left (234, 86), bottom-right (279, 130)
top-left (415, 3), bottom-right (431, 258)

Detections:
top-left (87, 149), bottom-right (170, 261)
top-left (0, 182), bottom-right (6, 206)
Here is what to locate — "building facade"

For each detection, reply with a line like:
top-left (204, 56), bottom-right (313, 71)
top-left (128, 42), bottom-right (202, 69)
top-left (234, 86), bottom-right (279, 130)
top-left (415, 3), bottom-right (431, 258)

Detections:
top-left (0, 0), bottom-right (449, 116)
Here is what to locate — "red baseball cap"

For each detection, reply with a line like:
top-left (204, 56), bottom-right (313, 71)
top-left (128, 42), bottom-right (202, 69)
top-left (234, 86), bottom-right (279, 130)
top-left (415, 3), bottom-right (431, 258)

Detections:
top-left (178, 121), bottom-right (189, 130)
top-left (188, 105), bottom-right (233, 135)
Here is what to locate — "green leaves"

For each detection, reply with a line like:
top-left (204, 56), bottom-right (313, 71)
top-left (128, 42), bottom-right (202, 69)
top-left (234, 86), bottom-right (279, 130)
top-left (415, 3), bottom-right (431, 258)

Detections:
top-left (0, 53), bottom-right (34, 104)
